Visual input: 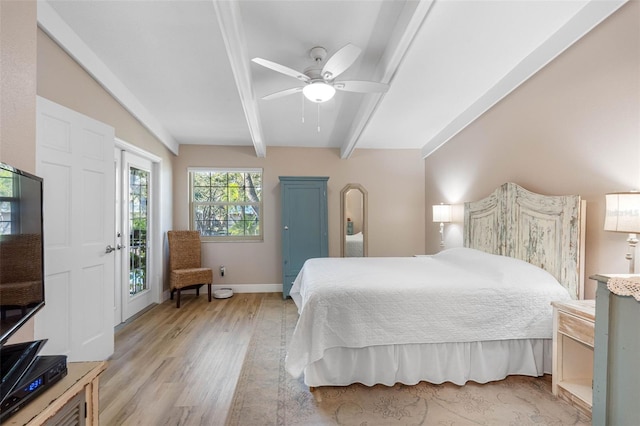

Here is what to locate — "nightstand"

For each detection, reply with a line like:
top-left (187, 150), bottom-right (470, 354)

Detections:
top-left (551, 299), bottom-right (595, 418)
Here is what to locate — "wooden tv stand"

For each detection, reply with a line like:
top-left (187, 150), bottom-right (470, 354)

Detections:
top-left (4, 361), bottom-right (106, 426)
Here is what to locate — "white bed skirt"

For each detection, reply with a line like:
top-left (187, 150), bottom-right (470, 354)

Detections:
top-left (302, 339), bottom-right (552, 387)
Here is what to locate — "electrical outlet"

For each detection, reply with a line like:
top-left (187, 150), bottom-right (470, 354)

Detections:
top-left (220, 265), bottom-right (225, 277)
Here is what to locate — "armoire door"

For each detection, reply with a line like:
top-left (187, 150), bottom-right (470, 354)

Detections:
top-left (280, 176), bottom-right (328, 298)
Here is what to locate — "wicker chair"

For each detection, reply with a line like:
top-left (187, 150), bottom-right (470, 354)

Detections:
top-left (0, 234), bottom-right (43, 316)
top-left (167, 231), bottom-right (212, 308)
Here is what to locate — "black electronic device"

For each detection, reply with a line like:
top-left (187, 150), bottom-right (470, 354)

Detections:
top-left (0, 355), bottom-right (67, 422)
top-left (0, 339), bottom-right (47, 403)
top-left (0, 162), bottom-right (46, 345)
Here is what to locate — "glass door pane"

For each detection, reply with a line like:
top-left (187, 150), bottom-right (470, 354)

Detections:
top-left (121, 151), bottom-right (154, 323)
top-left (129, 167), bottom-right (149, 296)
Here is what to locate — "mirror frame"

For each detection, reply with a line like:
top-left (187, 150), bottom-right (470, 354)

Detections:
top-left (340, 183), bottom-right (368, 257)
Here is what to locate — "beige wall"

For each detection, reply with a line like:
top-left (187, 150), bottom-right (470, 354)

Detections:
top-left (0, 1), bottom-right (37, 172)
top-left (174, 145), bottom-right (425, 286)
top-left (424, 1), bottom-right (640, 299)
top-left (0, 0), bottom-right (38, 343)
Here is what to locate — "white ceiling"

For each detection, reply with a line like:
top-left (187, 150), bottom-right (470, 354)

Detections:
top-left (38, 0), bottom-right (625, 158)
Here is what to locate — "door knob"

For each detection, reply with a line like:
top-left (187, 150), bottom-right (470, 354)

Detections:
top-left (284, 226), bottom-right (289, 230)
top-left (105, 245), bottom-right (116, 254)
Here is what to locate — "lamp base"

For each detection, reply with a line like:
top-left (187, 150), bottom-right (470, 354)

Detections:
top-left (626, 233), bottom-right (638, 274)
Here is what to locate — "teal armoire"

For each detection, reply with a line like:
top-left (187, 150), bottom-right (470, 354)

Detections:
top-left (279, 176), bottom-right (329, 298)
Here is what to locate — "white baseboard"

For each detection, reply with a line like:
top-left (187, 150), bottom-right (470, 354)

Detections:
top-left (162, 283), bottom-right (282, 301)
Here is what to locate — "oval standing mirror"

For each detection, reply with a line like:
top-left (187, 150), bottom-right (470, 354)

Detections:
top-left (341, 184), bottom-right (368, 257)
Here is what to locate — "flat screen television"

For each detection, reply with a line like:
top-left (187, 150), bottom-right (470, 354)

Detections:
top-left (0, 163), bottom-right (45, 345)
top-left (0, 163), bottom-right (47, 415)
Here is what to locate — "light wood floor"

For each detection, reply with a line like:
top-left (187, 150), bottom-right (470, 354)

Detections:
top-left (99, 292), bottom-right (282, 425)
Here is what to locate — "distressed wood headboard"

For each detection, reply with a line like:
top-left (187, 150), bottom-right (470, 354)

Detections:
top-left (464, 183), bottom-right (586, 300)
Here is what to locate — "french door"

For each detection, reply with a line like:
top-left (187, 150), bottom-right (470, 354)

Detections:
top-left (114, 150), bottom-right (154, 323)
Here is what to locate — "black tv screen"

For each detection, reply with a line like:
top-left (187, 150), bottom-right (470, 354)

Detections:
top-left (0, 163), bottom-right (45, 345)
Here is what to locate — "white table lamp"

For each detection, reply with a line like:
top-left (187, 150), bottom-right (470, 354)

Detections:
top-left (604, 191), bottom-right (640, 273)
top-left (432, 203), bottom-right (452, 248)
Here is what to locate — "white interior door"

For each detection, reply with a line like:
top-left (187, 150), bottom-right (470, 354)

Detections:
top-left (120, 151), bottom-right (154, 321)
top-left (35, 96), bottom-right (115, 361)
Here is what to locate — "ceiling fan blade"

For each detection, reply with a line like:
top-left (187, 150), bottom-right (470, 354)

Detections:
top-left (252, 58), bottom-right (310, 83)
top-left (334, 80), bottom-right (389, 94)
top-left (321, 43), bottom-right (361, 80)
top-left (261, 86), bottom-right (304, 101)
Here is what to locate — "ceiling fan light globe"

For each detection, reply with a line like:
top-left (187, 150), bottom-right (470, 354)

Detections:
top-left (303, 82), bottom-right (335, 103)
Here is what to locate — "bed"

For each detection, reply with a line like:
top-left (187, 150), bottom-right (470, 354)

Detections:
top-left (285, 182), bottom-right (586, 387)
top-left (344, 232), bottom-right (364, 257)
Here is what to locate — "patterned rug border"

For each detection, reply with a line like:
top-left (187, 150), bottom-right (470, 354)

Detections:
top-left (226, 298), bottom-right (292, 425)
top-left (225, 299), bottom-right (590, 426)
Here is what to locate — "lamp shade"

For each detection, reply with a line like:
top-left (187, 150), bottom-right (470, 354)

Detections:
top-left (303, 82), bottom-right (336, 103)
top-left (432, 204), bottom-right (452, 223)
top-left (604, 192), bottom-right (640, 233)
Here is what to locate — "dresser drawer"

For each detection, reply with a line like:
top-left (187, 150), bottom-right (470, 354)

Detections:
top-left (558, 311), bottom-right (594, 347)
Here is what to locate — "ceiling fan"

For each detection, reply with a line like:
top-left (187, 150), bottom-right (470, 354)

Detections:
top-left (252, 44), bottom-right (389, 103)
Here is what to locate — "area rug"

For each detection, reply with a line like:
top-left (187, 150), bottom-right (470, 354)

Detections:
top-left (226, 299), bottom-right (589, 425)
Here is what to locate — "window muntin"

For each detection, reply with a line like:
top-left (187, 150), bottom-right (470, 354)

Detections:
top-left (189, 168), bottom-right (262, 241)
top-left (0, 169), bottom-right (18, 235)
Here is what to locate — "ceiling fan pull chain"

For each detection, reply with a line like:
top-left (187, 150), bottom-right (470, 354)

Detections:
top-left (317, 103), bottom-right (321, 133)
top-left (301, 93), bottom-right (305, 123)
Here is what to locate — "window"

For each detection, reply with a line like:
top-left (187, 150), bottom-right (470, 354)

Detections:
top-left (0, 169), bottom-right (18, 235)
top-left (189, 168), bottom-right (262, 241)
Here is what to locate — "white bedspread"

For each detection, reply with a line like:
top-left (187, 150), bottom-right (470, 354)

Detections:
top-left (345, 232), bottom-right (363, 257)
top-left (286, 247), bottom-right (571, 378)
